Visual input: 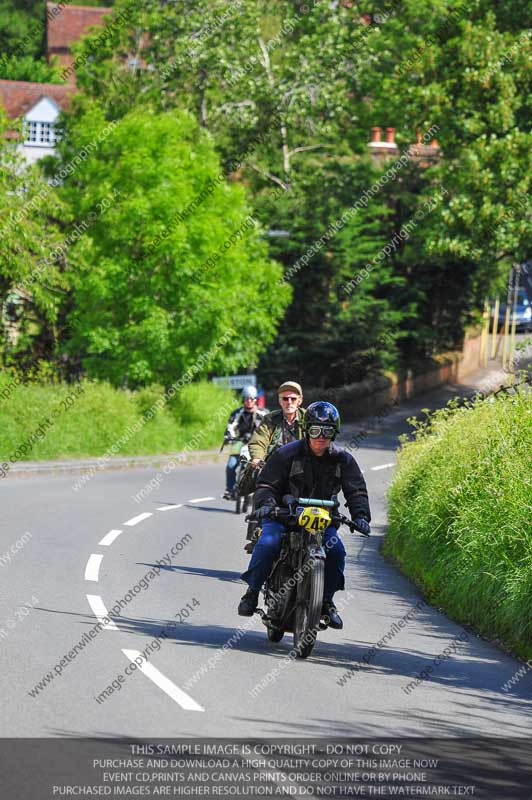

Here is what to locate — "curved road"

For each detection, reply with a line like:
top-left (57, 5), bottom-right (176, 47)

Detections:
top-left (1, 384), bottom-right (531, 740)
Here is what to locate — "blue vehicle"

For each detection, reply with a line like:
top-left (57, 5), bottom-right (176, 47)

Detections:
top-left (493, 288), bottom-right (532, 332)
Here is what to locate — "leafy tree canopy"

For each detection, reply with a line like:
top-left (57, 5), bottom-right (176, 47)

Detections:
top-left (54, 102), bottom-right (290, 386)
top-left (0, 111), bottom-right (66, 365)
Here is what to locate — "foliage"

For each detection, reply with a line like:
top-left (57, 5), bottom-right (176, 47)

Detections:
top-left (0, 375), bottom-right (230, 459)
top-left (66, 0), bottom-right (532, 385)
top-left (0, 0), bottom-right (113, 81)
top-left (357, 0), bottom-right (532, 301)
top-left (53, 103), bottom-right (290, 386)
top-left (0, 54), bottom-right (63, 82)
top-left (0, 111), bottom-right (67, 365)
top-left (256, 156), bottom-right (405, 386)
top-left (4, 0), bottom-right (532, 386)
top-left (0, 0), bottom-right (45, 63)
top-left (385, 389), bottom-right (532, 658)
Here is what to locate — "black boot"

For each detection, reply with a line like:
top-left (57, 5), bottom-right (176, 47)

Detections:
top-left (238, 588), bottom-right (259, 616)
top-left (322, 600), bottom-right (343, 629)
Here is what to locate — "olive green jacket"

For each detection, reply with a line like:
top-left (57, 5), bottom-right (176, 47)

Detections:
top-left (248, 407), bottom-right (306, 462)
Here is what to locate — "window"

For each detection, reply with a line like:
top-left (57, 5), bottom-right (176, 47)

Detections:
top-left (24, 121), bottom-right (58, 146)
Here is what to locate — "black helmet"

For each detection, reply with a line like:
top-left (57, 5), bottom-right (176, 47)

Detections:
top-left (304, 401), bottom-right (341, 440)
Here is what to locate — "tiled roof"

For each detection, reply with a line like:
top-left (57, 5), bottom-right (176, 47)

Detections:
top-left (46, 3), bottom-right (112, 51)
top-left (0, 80), bottom-right (75, 118)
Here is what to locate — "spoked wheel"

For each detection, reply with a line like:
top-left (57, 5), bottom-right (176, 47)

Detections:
top-left (293, 558), bottom-right (324, 659)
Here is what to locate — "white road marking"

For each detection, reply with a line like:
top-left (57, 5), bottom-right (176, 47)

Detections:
top-left (122, 649), bottom-right (204, 711)
top-left (98, 529), bottom-right (122, 546)
top-left (86, 595), bottom-right (119, 630)
top-left (156, 504), bottom-right (183, 512)
top-left (188, 496), bottom-right (215, 503)
top-left (371, 462), bottom-right (395, 471)
top-left (84, 554), bottom-right (103, 582)
top-left (123, 512), bottom-right (153, 526)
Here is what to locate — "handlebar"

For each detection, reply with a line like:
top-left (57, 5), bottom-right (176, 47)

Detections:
top-left (297, 497), bottom-right (337, 508)
top-left (220, 435), bottom-right (249, 452)
top-left (245, 501), bottom-right (369, 536)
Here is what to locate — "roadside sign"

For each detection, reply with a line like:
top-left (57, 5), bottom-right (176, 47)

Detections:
top-left (212, 374), bottom-right (256, 389)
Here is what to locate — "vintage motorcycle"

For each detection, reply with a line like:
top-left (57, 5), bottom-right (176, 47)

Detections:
top-left (246, 496), bottom-right (368, 658)
top-left (221, 437), bottom-right (254, 514)
top-left (234, 442), bottom-right (254, 515)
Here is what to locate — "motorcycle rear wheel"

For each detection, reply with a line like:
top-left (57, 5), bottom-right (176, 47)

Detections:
top-left (293, 558), bottom-right (324, 659)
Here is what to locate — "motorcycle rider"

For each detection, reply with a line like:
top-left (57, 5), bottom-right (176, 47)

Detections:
top-left (223, 385), bottom-right (267, 500)
top-left (248, 380), bottom-right (305, 466)
top-left (238, 401), bottom-right (371, 629)
top-left (241, 380), bottom-right (305, 552)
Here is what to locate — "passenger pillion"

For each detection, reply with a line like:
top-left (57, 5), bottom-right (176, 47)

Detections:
top-left (240, 380), bottom-right (306, 553)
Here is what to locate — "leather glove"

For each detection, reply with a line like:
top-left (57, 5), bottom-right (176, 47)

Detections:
top-left (352, 517), bottom-right (371, 536)
top-left (282, 494), bottom-right (298, 508)
top-left (256, 505), bottom-right (275, 520)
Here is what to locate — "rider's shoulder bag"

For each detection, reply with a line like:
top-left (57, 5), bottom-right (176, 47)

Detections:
top-left (237, 461), bottom-right (262, 497)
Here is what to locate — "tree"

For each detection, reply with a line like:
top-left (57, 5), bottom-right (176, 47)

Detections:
top-left (72, 0), bottom-right (405, 383)
top-left (356, 0), bottom-right (532, 324)
top-left (0, 111), bottom-right (66, 366)
top-left (54, 102), bottom-right (290, 386)
top-left (0, 0), bottom-right (113, 82)
top-left (54, 0), bottom-right (532, 380)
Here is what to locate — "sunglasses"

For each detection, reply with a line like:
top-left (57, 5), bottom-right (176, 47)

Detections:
top-left (307, 425), bottom-right (336, 439)
top-left (280, 396), bottom-right (299, 402)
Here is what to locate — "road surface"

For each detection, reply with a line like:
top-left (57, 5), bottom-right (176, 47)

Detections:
top-left (1, 379), bottom-right (531, 741)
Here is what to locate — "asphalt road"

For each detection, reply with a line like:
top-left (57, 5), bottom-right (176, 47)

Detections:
top-left (0, 377), bottom-right (531, 740)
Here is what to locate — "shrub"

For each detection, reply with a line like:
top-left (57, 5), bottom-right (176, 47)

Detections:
top-left (385, 388), bottom-right (532, 659)
top-left (0, 377), bottom-right (232, 461)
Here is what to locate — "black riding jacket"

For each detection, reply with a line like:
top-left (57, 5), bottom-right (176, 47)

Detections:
top-left (224, 406), bottom-right (267, 442)
top-left (254, 439), bottom-right (371, 522)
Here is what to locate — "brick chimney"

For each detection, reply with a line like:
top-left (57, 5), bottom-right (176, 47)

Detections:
top-left (408, 130), bottom-right (442, 166)
top-left (368, 125), bottom-right (398, 161)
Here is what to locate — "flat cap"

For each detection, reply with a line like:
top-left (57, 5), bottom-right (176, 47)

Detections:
top-left (277, 381), bottom-right (303, 396)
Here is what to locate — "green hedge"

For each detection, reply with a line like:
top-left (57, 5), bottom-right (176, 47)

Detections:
top-left (0, 375), bottom-right (234, 462)
top-left (385, 388), bottom-right (532, 659)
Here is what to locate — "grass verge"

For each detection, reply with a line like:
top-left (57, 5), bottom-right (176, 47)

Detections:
top-left (0, 375), bottom-right (234, 462)
top-left (384, 388), bottom-right (532, 660)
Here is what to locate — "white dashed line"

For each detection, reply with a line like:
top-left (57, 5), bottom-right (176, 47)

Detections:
top-left (84, 554), bottom-right (103, 582)
top-left (156, 504), bottom-right (183, 512)
top-left (86, 595), bottom-right (119, 630)
top-left (98, 529), bottom-right (122, 546)
top-left (122, 649), bottom-right (204, 711)
top-left (188, 497), bottom-right (215, 503)
top-left (371, 463), bottom-right (395, 471)
top-left (123, 512), bottom-right (153, 526)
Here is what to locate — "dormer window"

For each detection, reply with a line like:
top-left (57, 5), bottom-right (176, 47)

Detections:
top-left (24, 120), bottom-right (58, 146)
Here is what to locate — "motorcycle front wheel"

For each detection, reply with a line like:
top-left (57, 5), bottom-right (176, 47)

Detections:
top-left (267, 625), bottom-right (284, 643)
top-left (293, 558), bottom-right (324, 659)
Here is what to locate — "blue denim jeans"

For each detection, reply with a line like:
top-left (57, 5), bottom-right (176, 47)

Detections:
top-left (241, 519), bottom-right (346, 602)
top-left (226, 455), bottom-right (239, 493)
